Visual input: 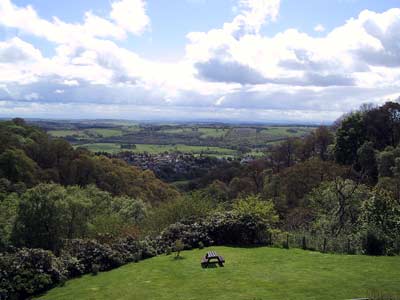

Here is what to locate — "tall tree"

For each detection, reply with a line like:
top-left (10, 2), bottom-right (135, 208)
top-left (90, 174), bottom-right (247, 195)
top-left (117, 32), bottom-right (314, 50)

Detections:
top-left (334, 112), bottom-right (367, 165)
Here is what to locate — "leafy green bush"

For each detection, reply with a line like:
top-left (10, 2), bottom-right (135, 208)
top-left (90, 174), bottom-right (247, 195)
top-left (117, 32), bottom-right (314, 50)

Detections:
top-left (110, 237), bottom-right (143, 263)
top-left (198, 241), bottom-right (204, 249)
top-left (62, 239), bottom-right (124, 273)
top-left (206, 196), bottom-right (278, 245)
top-left (0, 248), bottom-right (67, 299)
top-left (60, 254), bottom-right (85, 278)
top-left (174, 239), bottom-right (185, 258)
top-left (91, 264), bottom-right (100, 276)
top-left (361, 188), bottom-right (400, 255)
top-left (156, 196), bottom-right (278, 249)
top-left (157, 222), bottom-right (211, 252)
top-left (139, 237), bottom-right (158, 258)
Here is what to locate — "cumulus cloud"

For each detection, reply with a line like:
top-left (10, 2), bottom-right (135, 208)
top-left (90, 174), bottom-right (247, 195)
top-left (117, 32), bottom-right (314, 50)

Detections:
top-left (356, 9), bottom-right (400, 67)
top-left (0, 0), bottom-right (149, 43)
top-left (230, 0), bottom-right (281, 36)
top-left (195, 59), bottom-right (268, 84)
top-left (314, 24), bottom-right (325, 32)
top-left (110, 0), bottom-right (150, 35)
top-left (0, 0), bottom-right (400, 122)
top-left (0, 37), bottom-right (42, 63)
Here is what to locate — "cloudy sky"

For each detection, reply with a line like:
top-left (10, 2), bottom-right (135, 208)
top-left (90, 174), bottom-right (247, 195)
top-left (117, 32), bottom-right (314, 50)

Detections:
top-left (0, 0), bottom-right (399, 122)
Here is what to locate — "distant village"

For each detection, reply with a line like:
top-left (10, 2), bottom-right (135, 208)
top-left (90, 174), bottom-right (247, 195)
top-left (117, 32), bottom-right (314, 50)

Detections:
top-left (102, 151), bottom-right (257, 182)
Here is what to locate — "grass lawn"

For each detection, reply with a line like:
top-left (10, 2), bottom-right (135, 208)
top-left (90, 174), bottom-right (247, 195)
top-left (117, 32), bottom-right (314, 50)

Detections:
top-left (38, 246), bottom-right (400, 300)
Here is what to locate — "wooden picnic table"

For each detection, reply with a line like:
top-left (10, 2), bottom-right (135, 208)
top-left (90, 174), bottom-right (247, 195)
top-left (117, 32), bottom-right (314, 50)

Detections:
top-left (201, 251), bottom-right (225, 268)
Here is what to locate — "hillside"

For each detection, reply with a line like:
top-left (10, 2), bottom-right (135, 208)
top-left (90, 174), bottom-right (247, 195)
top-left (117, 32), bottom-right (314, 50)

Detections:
top-left (38, 246), bottom-right (400, 300)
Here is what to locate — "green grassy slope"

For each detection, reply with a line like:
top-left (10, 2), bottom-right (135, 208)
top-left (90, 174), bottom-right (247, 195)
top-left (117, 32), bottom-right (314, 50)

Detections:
top-left (38, 247), bottom-right (400, 300)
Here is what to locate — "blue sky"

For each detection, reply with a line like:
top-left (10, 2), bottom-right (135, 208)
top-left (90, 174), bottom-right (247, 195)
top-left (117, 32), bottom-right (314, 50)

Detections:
top-left (9, 0), bottom-right (399, 60)
top-left (0, 0), bottom-right (400, 122)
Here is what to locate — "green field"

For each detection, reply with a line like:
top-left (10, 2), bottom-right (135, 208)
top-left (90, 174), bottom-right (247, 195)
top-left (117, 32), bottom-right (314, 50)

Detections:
top-left (48, 130), bottom-right (86, 138)
top-left (46, 124), bottom-right (317, 158)
top-left (77, 143), bottom-right (237, 156)
top-left (38, 246), bottom-right (400, 300)
top-left (49, 128), bottom-right (124, 138)
top-left (260, 126), bottom-right (312, 138)
top-left (198, 127), bottom-right (228, 138)
top-left (160, 127), bottom-right (228, 138)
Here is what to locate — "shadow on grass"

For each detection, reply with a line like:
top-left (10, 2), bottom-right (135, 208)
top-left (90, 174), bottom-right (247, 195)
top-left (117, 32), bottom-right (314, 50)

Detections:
top-left (173, 256), bottom-right (186, 261)
top-left (367, 289), bottom-right (400, 300)
top-left (201, 262), bottom-right (223, 269)
top-left (224, 244), bottom-right (270, 249)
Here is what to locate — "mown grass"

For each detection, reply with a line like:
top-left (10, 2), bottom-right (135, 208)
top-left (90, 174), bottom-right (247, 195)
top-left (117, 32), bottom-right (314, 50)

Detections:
top-left (38, 246), bottom-right (400, 300)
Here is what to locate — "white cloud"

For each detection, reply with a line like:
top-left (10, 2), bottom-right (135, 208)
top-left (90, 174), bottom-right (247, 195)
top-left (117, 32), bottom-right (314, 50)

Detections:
top-left (0, 37), bottom-right (42, 63)
top-left (314, 24), bottom-right (325, 32)
top-left (0, 0), bottom-right (149, 43)
top-left (24, 92), bottom-right (39, 100)
top-left (62, 79), bottom-right (80, 87)
top-left (110, 0), bottom-right (150, 35)
top-left (0, 0), bottom-right (400, 122)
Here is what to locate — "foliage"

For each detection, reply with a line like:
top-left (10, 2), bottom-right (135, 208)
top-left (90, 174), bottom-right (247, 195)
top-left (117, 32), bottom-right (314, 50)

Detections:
top-left (334, 112), bottom-right (367, 165)
top-left (62, 239), bottom-right (124, 273)
top-left (142, 192), bottom-right (216, 235)
top-left (0, 119), bottom-right (179, 205)
top-left (0, 237), bottom-right (150, 299)
top-left (157, 222), bottom-right (211, 252)
top-left (363, 102), bottom-right (400, 150)
top-left (308, 179), bottom-right (370, 237)
top-left (173, 239), bottom-right (184, 258)
top-left (0, 193), bottom-right (19, 250)
top-left (11, 184), bottom-right (71, 252)
top-left (10, 184), bottom-right (149, 251)
top-left (361, 188), bottom-right (400, 255)
top-left (357, 142), bottom-right (378, 184)
top-left (0, 248), bottom-right (67, 300)
top-left (0, 149), bottom-right (38, 186)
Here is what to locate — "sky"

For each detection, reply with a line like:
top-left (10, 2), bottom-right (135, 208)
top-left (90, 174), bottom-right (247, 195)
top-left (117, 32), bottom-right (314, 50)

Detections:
top-left (0, 0), bottom-right (400, 123)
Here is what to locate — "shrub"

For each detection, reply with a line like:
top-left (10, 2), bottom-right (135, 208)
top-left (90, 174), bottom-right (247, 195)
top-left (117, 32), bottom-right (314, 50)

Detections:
top-left (174, 239), bottom-right (184, 258)
top-left (198, 241), bottom-right (204, 249)
top-left (111, 237), bottom-right (143, 263)
top-left (139, 237), bottom-right (158, 259)
top-left (165, 247), bottom-right (172, 255)
top-left (91, 264), bottom-right (100, 276)
top-left (62, 239), bottom-right (124, 273)
top-left (206, 210), bottom-right (275, 246)
top-left (60, 254), bottom-right (85, 278)
top-left (0, 248), bottom-right (67, 299)
top-left (157, 222), bottom-right (211, 252)
top-left (156, 199), bottom-right (278, 250)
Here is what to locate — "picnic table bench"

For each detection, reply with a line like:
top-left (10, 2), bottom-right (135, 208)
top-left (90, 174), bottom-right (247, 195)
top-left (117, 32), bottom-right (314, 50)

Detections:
top-left (201, 251), bottom-right (225, 268)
